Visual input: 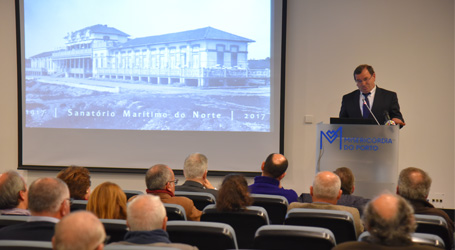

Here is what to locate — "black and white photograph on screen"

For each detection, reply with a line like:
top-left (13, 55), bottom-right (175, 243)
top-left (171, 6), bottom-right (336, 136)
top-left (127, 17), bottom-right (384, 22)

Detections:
top-left (23, 0), bottom-right (272, 132)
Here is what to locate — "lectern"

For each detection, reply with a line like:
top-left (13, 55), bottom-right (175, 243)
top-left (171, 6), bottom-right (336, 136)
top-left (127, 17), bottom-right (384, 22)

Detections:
top-left (316, 123), bottom-right (399, 198)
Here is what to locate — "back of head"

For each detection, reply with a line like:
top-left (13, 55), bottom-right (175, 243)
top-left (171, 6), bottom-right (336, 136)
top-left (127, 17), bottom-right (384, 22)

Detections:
top-left (353, 64), bottom-right (375, 79)
top-left (183, 153), bottom-right (208, 179)
top-left (263, 153), bottom-right (288, 179)
top-left (312, 171), bottom-right (341, 201)
top-left (146, 164), bottom-right (172, 190)
top-left (364, 193), bottom-right (416, 246)
top-left (53, 210), bottom-right (106, 250)
top-left (87, 181), bottom-right (127, 219)
top-left (0, 170), bottom-right (27, 209)
top-left (28, 177), bottom-right (69, 214)
top-left (398, 167), bottom-right (432, 201)
top-left (127, 194), bottom-right (166, 231)
top-left (333, 167), bottom-right (354, 195)
top-left (216, 174), bottom-right (252, 212)
top-left (57, 166), bottom-right (91, 200)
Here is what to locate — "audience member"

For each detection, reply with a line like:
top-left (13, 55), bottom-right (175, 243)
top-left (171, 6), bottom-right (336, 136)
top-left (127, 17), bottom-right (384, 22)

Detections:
top-left (175, 153), bottom-right (218, 198)
top-left (289, 171), bottom-right (364, 236)
top-left (299, 167), bottom-right (369, 215)
top-left (0, 170), bottom-right (30, 215)
top-left (249, 153), bottom-right (298, 203)
top-left (397, 167), bottom-right (454, 248)
top-left (110, 194), bottom-right (197, 250)
top-left (146, 164), bottom-right (202, 221)
top-left (57, 166), bottom-right (91, 200)
top-left (217, 174), bottom-right (253, 212)
top-left (333, 193), bottom-right (440, 249)
top-left (0, 177), bottom-right (71, 241)
top-left (86, 181), bottom-right (127, 220)
top-left (52, 210), bottom-right (106, 250)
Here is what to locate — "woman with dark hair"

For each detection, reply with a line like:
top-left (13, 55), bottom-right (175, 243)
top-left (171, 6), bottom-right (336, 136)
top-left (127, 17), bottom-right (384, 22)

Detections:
top-left (216, 174), bottom-right (252, 212)
top-left (57, 166), bottom-right (91, 200)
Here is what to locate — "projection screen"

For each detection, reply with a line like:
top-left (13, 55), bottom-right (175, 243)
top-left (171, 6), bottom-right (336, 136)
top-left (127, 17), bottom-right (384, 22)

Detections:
top-left (17, 0), bottom-right (286, 174)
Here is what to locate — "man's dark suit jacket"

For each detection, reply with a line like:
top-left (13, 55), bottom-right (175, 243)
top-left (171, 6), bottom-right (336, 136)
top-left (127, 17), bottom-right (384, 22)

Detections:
top-left (0, 221), bottom-right (55, 241)
top-left (175, 180), bottom-right (218, 198)
top-left (339, 86), bottom-right (404, 125)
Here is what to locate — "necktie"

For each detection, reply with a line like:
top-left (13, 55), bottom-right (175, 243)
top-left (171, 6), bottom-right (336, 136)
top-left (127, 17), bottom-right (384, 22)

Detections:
top-left (362, 93), bottom-right (371, 119)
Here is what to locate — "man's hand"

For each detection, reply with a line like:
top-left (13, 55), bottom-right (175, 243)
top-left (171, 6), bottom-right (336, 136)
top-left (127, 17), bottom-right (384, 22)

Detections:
top-left (202, 178), bottom-right (215, 190)
top-left (392, 118), bottom-right (405, 127)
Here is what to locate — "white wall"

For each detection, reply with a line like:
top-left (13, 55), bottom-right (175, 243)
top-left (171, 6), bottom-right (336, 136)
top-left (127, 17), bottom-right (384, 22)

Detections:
top-left (1, 0), bottom-right (454, 208)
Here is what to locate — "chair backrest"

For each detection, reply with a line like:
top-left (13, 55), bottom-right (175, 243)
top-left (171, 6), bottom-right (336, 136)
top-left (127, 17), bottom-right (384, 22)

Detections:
top-left (174, 191), bottom-right (216, 211)
top-left (201, 204), bottom-right (269, 249)
top-left (100, 219), bottom-right (128, 244)
top-left (284, 208), bottom-right (357, 244)
top-left (358, 231), bottom-right (445, 249)
top-left (164, 203), bottom-right (187, 221)
top-left (251, 193), bottom-right (288, 224)
top-left (0, 240), bottom-right (52, 250)
top-left (70, 200), bottom-right (88, 212)
top-left (253, 225), bottom-right (336, 250)
top-left (122, 190), bottom-right (144, 201)
top-left (414, 214), bottom-right (451, 250)
top-left (105, 245), bottom-right (181, 250)
top-left (167, 221), bottom-right (238, 250)
top-left (0, 215), bottom-right (30, 229)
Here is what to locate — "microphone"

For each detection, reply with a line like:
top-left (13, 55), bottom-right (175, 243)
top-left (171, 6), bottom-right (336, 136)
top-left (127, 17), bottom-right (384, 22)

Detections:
top-left (362, 99), bottom-right (380, 125)
top-left (383, 111), bottom-right (396, 126)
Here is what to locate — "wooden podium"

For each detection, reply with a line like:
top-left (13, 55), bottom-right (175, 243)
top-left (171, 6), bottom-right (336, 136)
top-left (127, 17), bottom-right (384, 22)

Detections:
top-left (316, 123), bottom-right (399, 198)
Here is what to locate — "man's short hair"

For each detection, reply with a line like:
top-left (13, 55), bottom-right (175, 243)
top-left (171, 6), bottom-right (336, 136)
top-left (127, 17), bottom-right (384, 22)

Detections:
top-left (57, 166), bottom-right (91, 200)
top-left (127, 194), bottom-right (166, 231)
top-left (364, 194), bottom-right (416, 245)
top-left (183, 153), bottom-right (208, 179)
top-left (263, 153), bottom-right (288, 178)
top-left (353, 64), bottom-right (375, 79)
top-left (145, 164), bottom-right (172, 190)
top-left (53, 211), bottom-right (106, 250)
top-left (0, 171), bottom-right (26, 209)
top-left (28, 177), bottom-right (69, 214)
top-left (398, 167), bottom-right (432, 200)
top-left (312, 171), bottom-right (341, 200)
top-left (334, 167), bottom-right (354, 195)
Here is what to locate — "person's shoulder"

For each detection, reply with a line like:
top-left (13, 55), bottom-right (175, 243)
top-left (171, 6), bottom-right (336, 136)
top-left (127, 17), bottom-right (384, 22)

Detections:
top-left (343, 89), bottom-right (359, 98)
top-left (376, 86), bottom-right (398, 95)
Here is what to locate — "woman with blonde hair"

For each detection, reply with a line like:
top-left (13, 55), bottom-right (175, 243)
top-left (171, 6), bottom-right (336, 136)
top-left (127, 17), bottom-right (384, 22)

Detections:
top-left (87, 182), bottom-right (127, 219)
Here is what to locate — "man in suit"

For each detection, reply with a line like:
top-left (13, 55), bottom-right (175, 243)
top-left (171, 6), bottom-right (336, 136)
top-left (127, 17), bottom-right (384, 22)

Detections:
top-left (146, 164), bottom-right (202, 221)
top-left (339, 64), bottom-right (405, 127)
top-left (53, 211), bottom-right (106, 250)
top-left (175, 153), bottom-right (218, 198)
top-left (289, 171), bottom-right (364, 237)
top-left (0, 170), bottom-right (30, 215)
top-left (0, 177), bottom-right (71, 241)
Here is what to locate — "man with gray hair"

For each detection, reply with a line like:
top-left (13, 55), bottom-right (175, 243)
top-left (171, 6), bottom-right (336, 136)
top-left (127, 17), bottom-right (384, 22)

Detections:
top-left (145, 164), bottom-right (202, 221)
top-left (0, 170), bottom-right (30, 215)
top-left (0, 177), bottom-right (71, 241)
top-left (175, 153), bottom-right (218, 197)
top-left (334, 193), bottom-right (439, 249)
top-left (397, 167), bottom-right (453, 247)
top-left (110, 194), bottom-right (197, 249)
top-left (52, 211), bottom-right (106, 250)
top-left (288, 171), bottom-right (363, 236)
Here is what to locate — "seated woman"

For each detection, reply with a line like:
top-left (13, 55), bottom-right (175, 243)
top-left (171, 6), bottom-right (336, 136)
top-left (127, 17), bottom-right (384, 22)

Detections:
top-left (57, 166), bottom-right (91, 200)
top-left (87, 182), bottom-right (127, 220)
top-left (216, 174), bottom-right (252, 212)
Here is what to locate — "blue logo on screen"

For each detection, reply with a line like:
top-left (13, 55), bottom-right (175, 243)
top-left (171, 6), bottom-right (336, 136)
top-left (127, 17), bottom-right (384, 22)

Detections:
top-left (320, 127), bottom-right (342, 150)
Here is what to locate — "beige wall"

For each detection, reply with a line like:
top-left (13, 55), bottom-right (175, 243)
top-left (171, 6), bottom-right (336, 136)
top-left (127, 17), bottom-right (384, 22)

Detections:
top-left (1, 0), bottom-right (454, 208)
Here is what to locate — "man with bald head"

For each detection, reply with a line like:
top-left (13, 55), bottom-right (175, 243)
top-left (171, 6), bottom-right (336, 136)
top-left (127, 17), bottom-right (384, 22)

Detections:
top-left (0, 177), bottom-right (71, 241)
top-left (0, 170), bottom-right (30, 215)
top-left (249, 153), bottom-right (298, 203)
top-left (145, 164), bottom-right (202, 221)
top-left (397, 167), bottom-right (453, 247)
top-left (288, 171), bottom-right (363, 236)
top-left (334, 193), bottom-right (440, 249)
top-left (53, 211), bottom-right (106, 250)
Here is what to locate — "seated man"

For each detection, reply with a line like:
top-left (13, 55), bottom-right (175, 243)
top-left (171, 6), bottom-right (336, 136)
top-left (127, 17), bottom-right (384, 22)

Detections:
top-left (397, 167), bottom-right (454, 248)
top-left (0, 170), bottom-right (30, 215)
top-left (175, 153), bottom-right (218, 198)
top-left (249, 153), bottom-right (298, 203)
top-left (52, 211), bottom-right (106, 250)
top-left (110, 194), bottom-right (197, 250)
top-left (0, 177), bottom-right (71, 241)
top-left (146, 164), bottom-right (202, 221)
top-left (289, 171), bottom-right (363, 236)
top-left (334, 193), bottom-right (440, 249)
